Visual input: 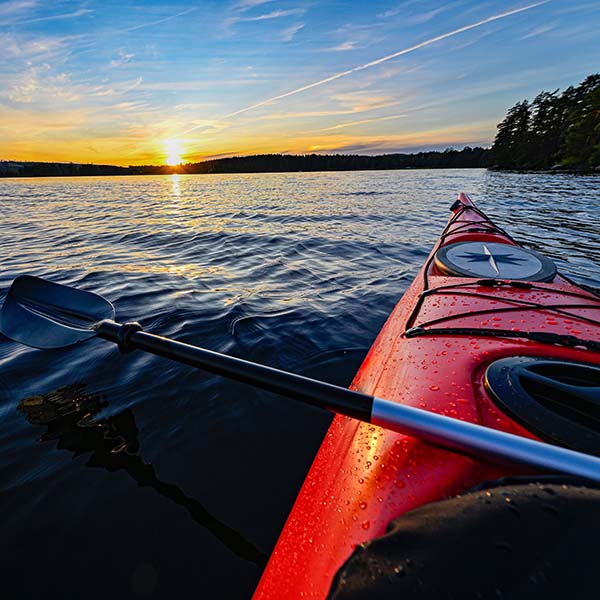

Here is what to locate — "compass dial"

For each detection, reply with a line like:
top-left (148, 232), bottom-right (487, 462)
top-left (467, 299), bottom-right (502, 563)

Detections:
top-left (434, 241), bottom-right (557, 281)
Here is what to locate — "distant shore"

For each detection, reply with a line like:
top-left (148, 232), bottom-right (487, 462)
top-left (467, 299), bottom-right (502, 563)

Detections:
top-left (0, 148), bottom-right (491, 178)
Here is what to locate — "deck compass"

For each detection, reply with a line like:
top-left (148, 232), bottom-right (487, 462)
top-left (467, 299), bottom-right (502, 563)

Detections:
top-left (434, 241), bottom-right (557, 281)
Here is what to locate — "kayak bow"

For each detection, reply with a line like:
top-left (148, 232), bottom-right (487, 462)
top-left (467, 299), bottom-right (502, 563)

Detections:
top-left (253, 193), bottom-right (600, 600)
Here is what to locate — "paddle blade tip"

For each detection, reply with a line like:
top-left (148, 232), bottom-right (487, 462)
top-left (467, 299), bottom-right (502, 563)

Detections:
top-left (0, 275), bottom-right (115, 349)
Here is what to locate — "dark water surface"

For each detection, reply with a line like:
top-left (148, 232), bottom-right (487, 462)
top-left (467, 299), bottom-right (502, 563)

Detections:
top-left (0, 170), bottom-right (599, 598)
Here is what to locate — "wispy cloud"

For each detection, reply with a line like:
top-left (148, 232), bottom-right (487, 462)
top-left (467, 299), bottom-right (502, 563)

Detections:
top-left (304, 121), bottom-right (497, 153)
top-left (322, 40), bottom-right (359, 52)
top-left (520, 21), bottom-right (558, 40)
top-left (3, 66), bottom-right (79, 103)
top-left (1, 62), bottom-right (143, 105)
top-left (332, 91), bottom-right (400, 112)
top-left (257, 110), bottom-right (355, 120)
top-left (0, 0), bottom-right (37, 18)
top-left (229, 7), bottom-right (305, 28)
top-left (140, 79), bottom-right (263, 91)
top-left (241, 8), bottom-right (304, 21)
top-left (94, 77), bottom-right (144, 97)
top-left (404, 5), bottom-right (458, 26)
top-left (377, 0), bottom-right (422, 19)
top-left (0, 32), bottom-right (73, 60)
top-left (280, 22), bottom-right (304, 41)
top-left (110, 49), bottom-right (135, 68)
top-left (225, 1), bottom-right (305, 32)
top-left (3, 7), bottom-right (92, 25)
top-left (248, 93), bottom-right (400, 122)
top-left (200, 1), bottom-right (549, 126)
top-left (234, 0), bottom-right (277, 9)
top-left (555, 2), bottom-right (600, 15)
top-left (314, 114), bottom-right (408, 132)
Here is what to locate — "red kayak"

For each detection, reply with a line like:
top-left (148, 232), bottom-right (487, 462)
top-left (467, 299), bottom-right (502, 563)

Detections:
top-left (254, 193), bottom-right (600, 599)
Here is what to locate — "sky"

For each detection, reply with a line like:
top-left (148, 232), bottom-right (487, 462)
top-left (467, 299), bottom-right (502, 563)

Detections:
top-left (1, 0), bottom-right (599, 166)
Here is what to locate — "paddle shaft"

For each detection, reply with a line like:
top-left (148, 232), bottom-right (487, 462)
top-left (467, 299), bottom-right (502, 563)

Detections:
top-left (96, 320), bottom-right (600, 482)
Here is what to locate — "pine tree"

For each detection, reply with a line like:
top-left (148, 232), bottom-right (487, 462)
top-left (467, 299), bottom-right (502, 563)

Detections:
top-left (492, 100), bottom-right (531, 168)
top-left (563, 75), bottom-right (600, 168)
top-left (529, 90), bottom-right (564, 169)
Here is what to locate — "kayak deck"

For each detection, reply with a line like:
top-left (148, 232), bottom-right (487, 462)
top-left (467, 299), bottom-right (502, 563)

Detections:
top-left (253, 193), bottom-right (600, 600)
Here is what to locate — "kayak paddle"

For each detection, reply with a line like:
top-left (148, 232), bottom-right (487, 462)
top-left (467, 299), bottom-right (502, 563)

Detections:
top-left (2, 274), bottom-right (600, 482)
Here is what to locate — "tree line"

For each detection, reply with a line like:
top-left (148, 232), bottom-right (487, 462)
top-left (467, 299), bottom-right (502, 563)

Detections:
top-left (0, 161), bottom-right (130, 177)
top-left (179, 147), bottom-right (491, 174)
top-left (0, 147), bottom-right (491, 178)
top-left (491, 74), bottom-right (600, 170)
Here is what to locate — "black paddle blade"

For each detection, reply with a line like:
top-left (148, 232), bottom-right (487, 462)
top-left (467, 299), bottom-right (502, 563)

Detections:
top-left (0, 275), bottom-right (115, 349)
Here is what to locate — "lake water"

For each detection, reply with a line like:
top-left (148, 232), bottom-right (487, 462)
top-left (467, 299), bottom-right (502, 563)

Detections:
top-left (0, 169), bottom-right (599, 598)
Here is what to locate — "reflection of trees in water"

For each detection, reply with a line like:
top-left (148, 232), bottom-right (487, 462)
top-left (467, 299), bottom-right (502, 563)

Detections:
top-left (18, 384), bottom-right (266, 567)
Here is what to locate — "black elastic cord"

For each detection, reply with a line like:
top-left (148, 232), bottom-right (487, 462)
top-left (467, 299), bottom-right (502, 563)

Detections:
top-left (405, 277), bottom-right (600, 333)
top-left (405, 326), bottom-right (600, 352)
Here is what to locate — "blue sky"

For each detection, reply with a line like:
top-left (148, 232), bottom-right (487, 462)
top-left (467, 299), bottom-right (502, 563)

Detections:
top-left (1, 0), bottom-right (599, 164)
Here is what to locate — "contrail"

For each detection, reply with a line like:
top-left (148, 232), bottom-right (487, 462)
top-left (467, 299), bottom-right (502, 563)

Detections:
top-left (124, 7), bottom-right (198, 32)
top-left (180, 1), bottom-right (548, 135)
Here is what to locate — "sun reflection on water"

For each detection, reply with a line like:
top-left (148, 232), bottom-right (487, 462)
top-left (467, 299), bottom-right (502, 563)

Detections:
top-left (171, 173), bottom-right (181, 197)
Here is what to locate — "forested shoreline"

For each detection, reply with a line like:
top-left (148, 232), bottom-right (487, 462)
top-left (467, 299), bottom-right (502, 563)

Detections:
top-left (491, 74), bottom-right (600, 171)
top-left (0, 147), bottom-right (490, 178)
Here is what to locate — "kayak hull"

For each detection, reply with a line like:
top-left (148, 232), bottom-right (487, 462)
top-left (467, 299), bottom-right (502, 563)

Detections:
top-left (253, 193), bottom-right (600, 599)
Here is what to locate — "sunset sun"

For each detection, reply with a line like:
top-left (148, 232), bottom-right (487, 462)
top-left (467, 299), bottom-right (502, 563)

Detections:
top-left (164, 139), bottom-right (184, 165)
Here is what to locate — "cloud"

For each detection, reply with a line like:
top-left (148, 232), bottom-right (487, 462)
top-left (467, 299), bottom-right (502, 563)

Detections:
top-left (314, 114), bottom-right (408, 132)
top-left (192, 0), bottom-right (549, 127)
top-left (556, 2), bottom-right (600, 15)
top-left (0, 33), bottom-right (72, 60)
top-left (225, 2), bottom-right (305, 31)
top-left (232, 7), bottom-right (304, 24)
top-left (139, 78), bottom-right (263, 91)
top-left (255, 108), bottom-right (385, 120)
top-left (520, 21), bottom-right (558, 40)
top-left (377, 0), bottom-right (423, 19)
top-left (1, 61), bottom-right (144, 105)
top-left (234, 0), bottom-right (277, 9)
top-left (280, 22), bottom-right (304, 41)
top-left (303, 121), bottom-right (497, 154)
top-left (5, 68), bottom-right (40, 103)
top-left (92, 77), bottom-right (144, 97)
top-left (3, 7), bottom-right (92, 25)
top-left (230, 93), bottom-right (401, 127)
top-left (107, 101), bottom-right (152, 112)
top-left (110, 49), bottom-right (135, 68)
top-left (404, 5), bottom-right (457, 26)
top-left (0, 0), bottom-right (36, 18)
top-left (322, 41), bottom-right (359, 52)
top-left (3, 66), bottom-right (92, 104)
top-left (333, 91), bottom-right (400, 112)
